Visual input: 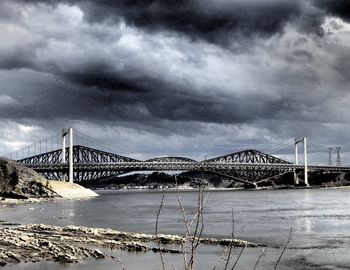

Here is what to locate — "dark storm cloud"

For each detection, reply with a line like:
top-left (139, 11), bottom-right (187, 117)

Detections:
top-left (62, 62), bottom-right (152, 93)
top-left (14, 0), bottom-right (349, 48)
top-left (13, 0), bottom-right (350, 50)
top-left (14, 0), bottom-right (308, 47)
top-left (315, 0), bottom-right (350, 22)
top-left (0, 68), bottom-right (280, 126)
top-left (79, 0), bottom-right (305, 45)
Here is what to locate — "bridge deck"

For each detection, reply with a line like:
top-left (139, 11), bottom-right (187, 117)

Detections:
top-left (23, 162), bottom-right (350, 172)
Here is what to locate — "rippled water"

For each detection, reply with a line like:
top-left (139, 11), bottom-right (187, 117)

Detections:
top-left (1, 188), bottom-right (350, 269)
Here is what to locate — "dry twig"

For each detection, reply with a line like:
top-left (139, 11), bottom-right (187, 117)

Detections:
top-left (252, 247), bottom-right (266, 270)
top-left (231, 245), bottom-right (246, 270)
top-left (175, 174), bottom-right (190, 268)
top-left (224, 209), bottom-right (235, 270)
top-left (273, 227), bottom-right (293, 270)
top-left (188, 184), bottom-right (205, 269)
top-left (155, 188), bottom-right (166, 270)
top-left (116, 256), bottom-right (126, 270)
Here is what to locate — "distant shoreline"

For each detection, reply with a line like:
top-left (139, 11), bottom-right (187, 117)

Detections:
top-left (92, 184), bottom-right (350, 192)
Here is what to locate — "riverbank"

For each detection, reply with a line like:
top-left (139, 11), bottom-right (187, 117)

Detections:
top-left (0, 224), bottom-right (261, 266)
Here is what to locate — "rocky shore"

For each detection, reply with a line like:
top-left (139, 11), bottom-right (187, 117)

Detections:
top-left (0, 224), bottom-right (262, 266)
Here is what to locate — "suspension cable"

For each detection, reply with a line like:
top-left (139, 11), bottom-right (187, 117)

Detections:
top-left (73, 129), bottom-right (140, 156)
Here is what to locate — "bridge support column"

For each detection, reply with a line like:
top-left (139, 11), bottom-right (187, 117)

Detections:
top-left (62, 129), bottom-right (68, 181)
top-left (304, 137), bottom-right (308, 186)
top-left (294, 139), bottom-right (299, 185)
top-left (69, 127), bottom-right (73, 183)
top-left (294, 137), bottom-right (309, 186)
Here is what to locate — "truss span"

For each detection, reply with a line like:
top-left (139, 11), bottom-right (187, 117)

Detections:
top-left (146, 157), bottom-right (197, 163)
top-left (17, 145), bottom-right (139, 165)
top-left (204, 149), bottom-right (291, 164)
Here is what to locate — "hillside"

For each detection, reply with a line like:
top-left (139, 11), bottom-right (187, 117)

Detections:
top-left (0, 158), bottom-right (98, 200)
top-left (0, 158), bottom-right (58, 199)
top-left (82, 171), bottom-right (245, 189)
top-left (82, 170), bottom-right (350, 190)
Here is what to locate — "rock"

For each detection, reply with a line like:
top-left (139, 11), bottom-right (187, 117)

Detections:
top-left (54, 254), bottom-right (78, 263)
top-left (19, 235), bottom-right (30, 242)
top-left (92, 249), bottom-right (105, 259)
top-left (39, 240), bottom-right (52, 249)
top-left (5, 251), bottom-right (21, 263)
top-left (151, 247), bottom-right (182, 254)
top-left (0, 191), bottom-right (28, 200)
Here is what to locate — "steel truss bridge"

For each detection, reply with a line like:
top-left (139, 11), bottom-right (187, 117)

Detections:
top-left (17, 145), bottom-right (350, 187)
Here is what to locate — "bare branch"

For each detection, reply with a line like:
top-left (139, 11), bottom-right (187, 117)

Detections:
top-left (273, 227), bottom-right (293, 270)
top-left (253, 247), bottom-right (266, 270)
top-left (155, 188), bottom-right (166, 270)
top-left (188, 189), bottom-right (210, 228)
top-left (116, 256), bottom-right (126, 270)
top-left (174, 174), bottom-right (190, 269)
top-left (188, 184), bottom-right (204, 269)
top-left (175, 175), bottom-right (191, 236)
top-left (224, 209), bottom-right (235, 270)
top-left (231, 245), bottom-right (246, 270)
top-left (155, 188), bottom-right (165, 236)
top-left (212, 246), bottom-right (230, 270)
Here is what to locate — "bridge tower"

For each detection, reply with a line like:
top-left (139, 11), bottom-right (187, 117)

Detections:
top-left (336, 147), bottom-right (341, 166)
top-left (294, 138), bottom-right (299, 185)
top-left (62, 127), bottom-right (74, 183)
top-left (328, 148), bottom-right (332, 166)
top-left (294, 137), bottom-right (308, 186)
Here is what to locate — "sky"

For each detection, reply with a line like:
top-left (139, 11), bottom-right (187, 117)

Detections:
top-left (0, 0), bottom-right (350, 163)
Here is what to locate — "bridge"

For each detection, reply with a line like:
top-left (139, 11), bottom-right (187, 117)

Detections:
top-left (5, 128), bottom-right (350, 187)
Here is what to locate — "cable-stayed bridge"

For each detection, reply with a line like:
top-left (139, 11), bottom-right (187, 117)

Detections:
top-left (4, 128), bottom-right (350, 187)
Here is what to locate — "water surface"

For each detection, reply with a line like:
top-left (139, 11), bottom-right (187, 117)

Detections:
top-left (1, 188), bottom-right (350, 269)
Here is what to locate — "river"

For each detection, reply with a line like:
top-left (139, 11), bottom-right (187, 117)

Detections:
top-left (1, 188), bottom-right (350, 269)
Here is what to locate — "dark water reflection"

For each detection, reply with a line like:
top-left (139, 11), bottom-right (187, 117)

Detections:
top-left (1, 188), bottom-right (350, 269)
